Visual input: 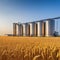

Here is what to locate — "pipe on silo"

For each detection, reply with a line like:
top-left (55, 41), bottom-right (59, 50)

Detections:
top-left (45, 20), bottom-right (55, 36)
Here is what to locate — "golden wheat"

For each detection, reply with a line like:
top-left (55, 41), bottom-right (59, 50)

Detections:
top-left (0, 36), bottom-right (60, 60)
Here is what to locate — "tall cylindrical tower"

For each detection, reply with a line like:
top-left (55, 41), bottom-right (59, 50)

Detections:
top-left (29, 22), bottom-right (35, 36)
top-left (26, 24), bottom-right (30, 36)
top-left (22, 23), bottom-right (27, 36)
top-left (37, 21), bottom-right (43, 36)
top-left (45, 19), bottom-right (55, 36)
top-left (34, 23), bottom-right (37, 36)
top-left (20, 24), bottom-right (23, 36)
top-left (18, 24), bottom-right (22, 36)
top-left (13, 23), bottom-right (16, 36)
top-left (42, 22), bottom-right (46, 36)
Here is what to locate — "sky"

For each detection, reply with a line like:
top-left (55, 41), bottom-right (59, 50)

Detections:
top-left (0, 0), bottom-right (60, 35)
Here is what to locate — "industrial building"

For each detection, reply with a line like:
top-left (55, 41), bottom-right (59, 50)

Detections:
top-left (13, 17), bottom-right (60, 37)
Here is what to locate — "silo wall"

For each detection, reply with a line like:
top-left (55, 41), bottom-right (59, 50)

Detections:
top-left (29, 22), bottom-right (35, 36)
top-left (19, 24), bottom-right (23, 36)
top-left (22, 23), bottom-right (27, 36)
top-left (18, 24), bottom-right (24, 36)
top-left (45, 20), bottom-right (55, 36)
top-left (26, 24), bottom-right (30, 36)
top-left (13, 23), bottom-right (16, 36)
top-left (37, 21), bottom-right (43, 36)
top-left (34, 23), bottom-right (37, 36)
top-left (42, 22), bottom-right (46, 36)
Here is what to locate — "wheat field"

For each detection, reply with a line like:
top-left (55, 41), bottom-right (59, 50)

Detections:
top-left (0, 36), bottom-right (60, 60)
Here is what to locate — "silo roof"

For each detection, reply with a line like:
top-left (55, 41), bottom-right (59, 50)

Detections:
top-left (14, 16), bottom-right (60, 24)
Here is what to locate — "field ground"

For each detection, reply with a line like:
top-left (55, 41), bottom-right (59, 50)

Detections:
top-left (0, 36), bottom-right (60, 48)
top-left (0, 36), bottom-right (60, 60)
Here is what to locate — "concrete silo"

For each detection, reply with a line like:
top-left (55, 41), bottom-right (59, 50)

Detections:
top-left (45, 19), bottom-right (55, 36)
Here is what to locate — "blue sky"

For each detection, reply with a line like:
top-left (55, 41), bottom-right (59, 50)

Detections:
top-left (0, 0), bottom-right (60, 35)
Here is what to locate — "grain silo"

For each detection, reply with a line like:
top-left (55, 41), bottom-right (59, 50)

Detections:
top-left (26, 23), bottom-right (30, 36)
top-left (13, 23), bottom-right (17, 36)
top-left (22, 23), bottom-right (27, 36)
top-left (19, 24), bottom-right (23, 36)
top-left (42, 22), bottom-right (46, 36)
top-left (45, 19), bottom-right (55, 36)
top-left (29, 22), bottom-right (35, 36)
top-left (18, 23), bottom-right (25, 36)
top-left (36, 21), bottom-right (43, 36)
top-left (34, 23), bottom-right (37, 36)
top-left (18, 24), bottom-right (21, 36)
